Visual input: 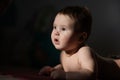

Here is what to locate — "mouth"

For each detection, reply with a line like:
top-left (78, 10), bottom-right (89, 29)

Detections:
top-left (54, 38), bottom-right (59, 45)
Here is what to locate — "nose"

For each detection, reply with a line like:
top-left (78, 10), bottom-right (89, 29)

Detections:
top-left (54, 30), bottom-right (60, 36)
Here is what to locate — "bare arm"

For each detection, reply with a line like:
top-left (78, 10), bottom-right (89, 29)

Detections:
top-left (51, 47), bottom-right (97, 80)
top-left (66, 47), bottom-right (97, 80)
top-left (54, 64), bottom-right (63, 70)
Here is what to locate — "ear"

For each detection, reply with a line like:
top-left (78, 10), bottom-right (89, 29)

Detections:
top-left (79, 32), bottom-right (87, 42)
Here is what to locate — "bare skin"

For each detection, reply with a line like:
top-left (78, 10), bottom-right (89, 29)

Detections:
top-left (55, 46), bottom-right (120, 80)
top-left (39, 45), bottom-right (120, 80)
top-left (50, 14), bottom-right (97, 80)
top-left (59, 45), bottom-right (97, 80)
top-left (39, 13), bottom-right (120, 80)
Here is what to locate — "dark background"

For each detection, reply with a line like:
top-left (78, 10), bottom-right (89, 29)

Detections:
top-left (0, 0), bottom-right (120, 69)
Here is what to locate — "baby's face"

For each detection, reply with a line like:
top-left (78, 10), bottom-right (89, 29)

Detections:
top-left (51, 14), bottom-right (80, 51)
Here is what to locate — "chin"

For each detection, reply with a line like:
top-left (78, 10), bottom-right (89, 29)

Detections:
top-left (54, 46), bottom-right (63, 50)
top-left (55, 47), bottom-right (62, 50)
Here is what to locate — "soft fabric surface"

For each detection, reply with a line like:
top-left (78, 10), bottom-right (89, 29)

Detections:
top-left (0, 75), bottom-right (52, 80)
top-left (0, 66), bottom-right (52, 80)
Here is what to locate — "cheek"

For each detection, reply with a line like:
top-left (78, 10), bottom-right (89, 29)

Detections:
top-left (60, 35), bottom-right (79, 50)
top-left (64, 34), bottom-right (79, 45)
top-left (51, 32), bottom-right (54, 41)
top-left (60, 34), bottom-right (73, 44)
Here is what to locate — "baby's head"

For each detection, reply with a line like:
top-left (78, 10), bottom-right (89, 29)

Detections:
top-left (51, 6), bottom-right (92, 50)
top-left (57, 6), bottom-right (92, 40)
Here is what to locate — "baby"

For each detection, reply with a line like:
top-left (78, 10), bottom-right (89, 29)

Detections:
top-left (39, 6), bottom-right (120, 80)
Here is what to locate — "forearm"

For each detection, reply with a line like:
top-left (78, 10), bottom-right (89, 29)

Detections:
top-left (66, 69), bottom-right (96, 80)
top-left (54, 64), bottom-right (63, 70)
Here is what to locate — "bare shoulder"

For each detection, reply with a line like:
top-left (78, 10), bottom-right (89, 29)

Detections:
top-left (77, 45), bottom-right (94, 57)
top-left (77, 45), bottom-right (97, 72)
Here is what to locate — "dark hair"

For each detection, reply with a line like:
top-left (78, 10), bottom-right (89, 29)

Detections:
top-left (57, 6), bottom-right (92, 39)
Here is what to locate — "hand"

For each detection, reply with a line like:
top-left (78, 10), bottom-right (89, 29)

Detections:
top-left (39, 66), bottom-right (54, 76)
top-left (51, 69), bottom-right (66, 80)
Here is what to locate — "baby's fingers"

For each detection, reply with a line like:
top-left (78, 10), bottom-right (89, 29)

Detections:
top-left (51, 70), bottom-right (58, 79)
top-left (50, 69), bottom-right (66, 80)
top-left (39, 66), bottom-right (53, 76)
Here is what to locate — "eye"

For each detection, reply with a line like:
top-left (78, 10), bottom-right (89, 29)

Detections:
top-left (61, 27), bottom-right (66, 31)
top-left (53, 26), bottom-right (56, 29)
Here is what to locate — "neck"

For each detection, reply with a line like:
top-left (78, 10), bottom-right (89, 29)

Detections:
top-left (64, 43), bottom-right (85, 56)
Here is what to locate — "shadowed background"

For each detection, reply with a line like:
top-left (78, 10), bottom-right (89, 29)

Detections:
top-left (0, 0), bottom-right (120, 70)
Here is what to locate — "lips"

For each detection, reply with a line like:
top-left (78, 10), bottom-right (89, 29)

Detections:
top-left (54, 38), bottom-right (59, 45)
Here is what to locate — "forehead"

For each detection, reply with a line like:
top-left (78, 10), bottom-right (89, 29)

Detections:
top-left (53, 14), bottom-right (75, 26)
